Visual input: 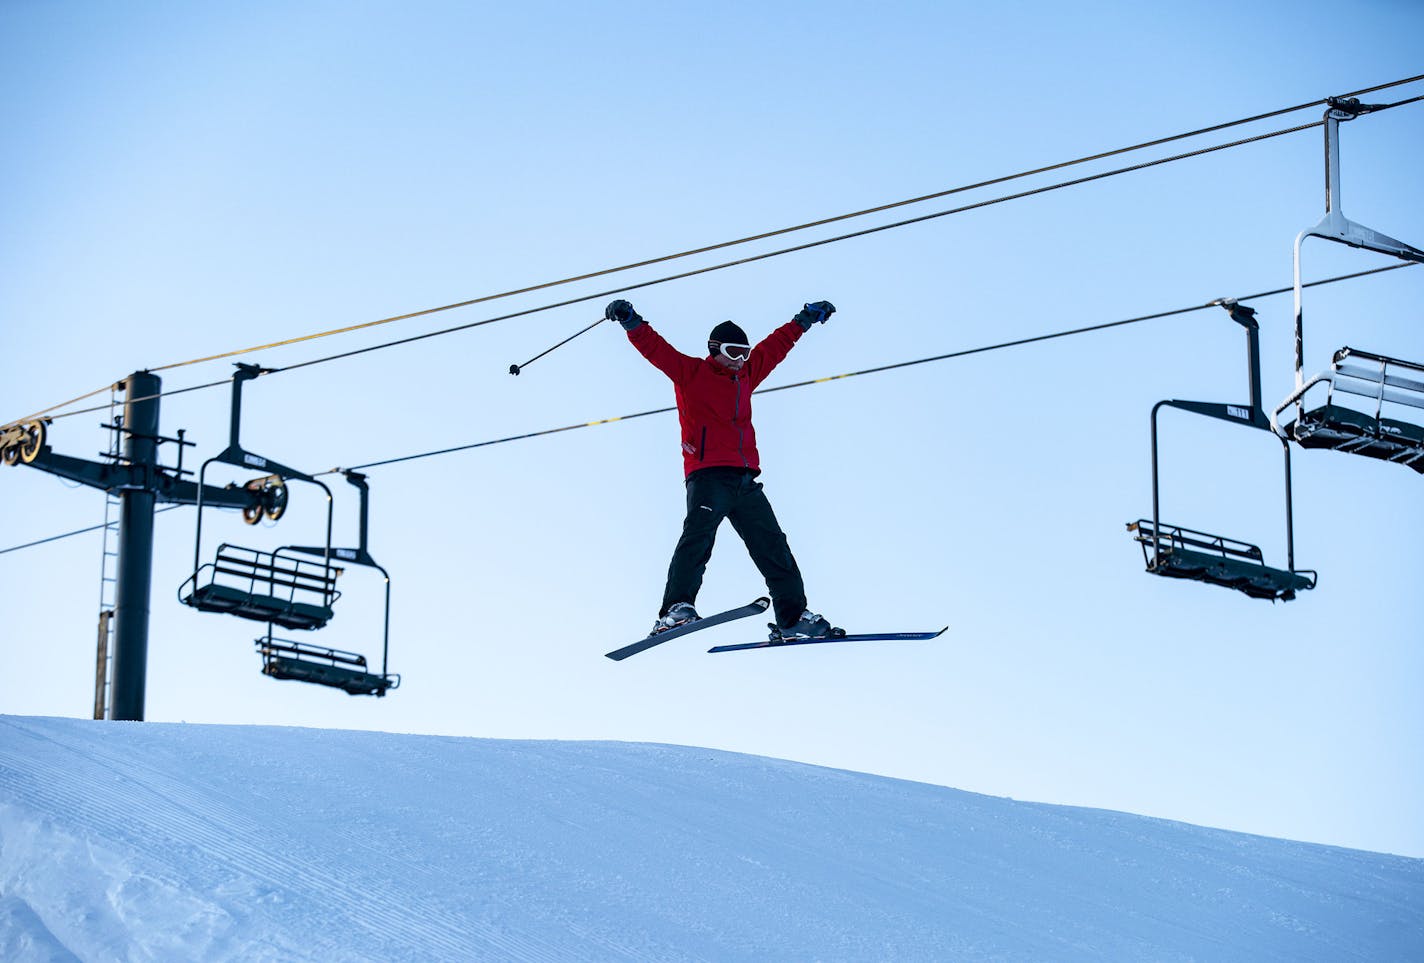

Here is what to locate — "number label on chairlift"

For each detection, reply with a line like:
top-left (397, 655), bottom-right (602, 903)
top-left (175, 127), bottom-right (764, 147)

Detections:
top-left (244, 453), bottom-right (267, 468)
top-left (1227, 405), bottom-right (1251, 421)
top-left (336, 549), bottom-right (357, 561)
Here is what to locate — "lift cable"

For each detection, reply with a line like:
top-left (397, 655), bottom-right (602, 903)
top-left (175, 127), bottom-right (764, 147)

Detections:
top-left (326, 262), bottom-right (1415, 474)
top-left (126, 74), bottom-right (1424, 374)
top-left (5, 76), bottom-right (1420, 433)
top-left (273, 118), bottom-right (1331, 375)
top-left (23, 106), bottom-right (1407, 432)
top-left (1, 261), bottom-right (1412, 559)
top-left (0, 505), bottom-right (183, 557)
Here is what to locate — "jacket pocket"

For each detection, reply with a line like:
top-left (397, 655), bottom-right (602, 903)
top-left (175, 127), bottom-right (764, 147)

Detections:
top-left (698, 427), bottom-right (707, 461)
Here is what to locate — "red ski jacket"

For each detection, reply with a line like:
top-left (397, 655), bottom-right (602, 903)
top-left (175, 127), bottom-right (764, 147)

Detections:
top-left (628, 321), bottom-right (804, 477)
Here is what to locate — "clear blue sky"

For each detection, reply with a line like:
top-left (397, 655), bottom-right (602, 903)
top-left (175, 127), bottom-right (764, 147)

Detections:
top-left (3, 1), bottom-right (1422, 856)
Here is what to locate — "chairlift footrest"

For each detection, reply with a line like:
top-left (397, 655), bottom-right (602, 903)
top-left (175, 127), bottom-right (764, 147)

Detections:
top-left (1127, 520), bottom-right (1316, 602)
top-left (257, 639), bottom-right (398, 696)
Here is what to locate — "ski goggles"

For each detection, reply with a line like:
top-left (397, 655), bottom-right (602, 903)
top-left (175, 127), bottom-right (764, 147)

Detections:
top-left (713, 342), bottom-right (751, 361)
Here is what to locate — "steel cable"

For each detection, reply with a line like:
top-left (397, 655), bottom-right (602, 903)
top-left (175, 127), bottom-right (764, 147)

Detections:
top-left (243, 118), bottom-right (1338, 374)
top-left (134, 72), bottom-right (1424, 374)
top-left (7, 75), bottom-right (1422, 431)
top-left (331, 262), bottom-right (1415, 473)
top-left (2, 261), bottom-right (1413, 556)
top-left (19, 114), bottom-right (1328, 429)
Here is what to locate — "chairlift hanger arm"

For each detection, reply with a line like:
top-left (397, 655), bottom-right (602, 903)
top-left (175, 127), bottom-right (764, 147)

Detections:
top-left (1157, 398), bottom-right (1270, 431)
top-left (286, 544), bottom-right (381, 569)
top-left (208, 448), bottom-right (316, 486)
top-left (1299, 99), bottom-right (1424, 264)
top-left (285, 470), bottom-right (382, 567)
top-left (209, 362), bottom-right (318, 484)
top-left (1160, 302), bottom-right (1270, 430)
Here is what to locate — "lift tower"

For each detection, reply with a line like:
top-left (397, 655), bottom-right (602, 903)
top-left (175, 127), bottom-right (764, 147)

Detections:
top-left (1, 371), bottom-right (273, 720)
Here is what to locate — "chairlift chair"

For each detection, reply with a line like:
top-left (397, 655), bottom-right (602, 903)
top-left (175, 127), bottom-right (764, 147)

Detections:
top-left (1274, 348), bottom-right (1424, 473)
top-left (257, 471), bottom-right (399, 697)
top-left (1127, 303), bottom-right (1317, 601)
top-left (1275, 97), bottom-right (1424, 472)
top-left (179, 365), bottom-right (398, 696)
top-left (178, 365), bottom-right (339, 629)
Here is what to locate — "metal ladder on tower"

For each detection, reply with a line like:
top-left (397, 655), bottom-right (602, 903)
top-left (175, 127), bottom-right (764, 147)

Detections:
top-left (93, 389), bottom-right (123, 720)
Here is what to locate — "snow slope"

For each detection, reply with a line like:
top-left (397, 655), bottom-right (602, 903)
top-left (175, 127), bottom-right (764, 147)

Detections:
top-left (0, 716), bottom-right (1420, 961)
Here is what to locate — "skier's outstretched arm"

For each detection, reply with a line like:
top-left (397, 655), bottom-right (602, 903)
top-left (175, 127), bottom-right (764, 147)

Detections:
top-left (607, 299), bottom-right (698, 383)
top-left (747, 300), bottom-right (836, 388)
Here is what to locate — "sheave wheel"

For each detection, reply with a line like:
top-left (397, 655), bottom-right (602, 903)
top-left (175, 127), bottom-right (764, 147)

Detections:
top-left (265, 481), bottom-right (289, 522)
top-left (242, 476), bottom-right (289, 524)
top-left (18, 421), bottom-right (46, 464)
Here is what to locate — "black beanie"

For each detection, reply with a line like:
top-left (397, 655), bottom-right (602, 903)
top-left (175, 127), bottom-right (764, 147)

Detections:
top-left (708, 320), bottom-right (748, 345)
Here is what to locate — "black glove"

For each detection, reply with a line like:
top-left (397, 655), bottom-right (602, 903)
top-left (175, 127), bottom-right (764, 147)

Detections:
top-left (605, 299), bottom-right (644, 330)
top-left (794, 300), bottom-right (836, 331)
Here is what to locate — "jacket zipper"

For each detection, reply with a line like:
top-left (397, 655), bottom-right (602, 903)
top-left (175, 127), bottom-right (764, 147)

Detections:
top-left (733, 374), bottom-right (748, 468)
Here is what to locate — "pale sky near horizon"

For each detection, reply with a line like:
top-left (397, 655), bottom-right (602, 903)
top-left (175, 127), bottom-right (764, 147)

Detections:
top-left (2, 1), bottom-right (1422, 857)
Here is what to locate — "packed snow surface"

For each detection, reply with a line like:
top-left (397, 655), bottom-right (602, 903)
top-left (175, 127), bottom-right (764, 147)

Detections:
top-left (1, 716), bottom-right (1420, 961)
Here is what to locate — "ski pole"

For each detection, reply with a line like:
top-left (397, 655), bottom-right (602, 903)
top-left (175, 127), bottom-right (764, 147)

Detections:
top-left (508, 317), bottom-right (606, 375)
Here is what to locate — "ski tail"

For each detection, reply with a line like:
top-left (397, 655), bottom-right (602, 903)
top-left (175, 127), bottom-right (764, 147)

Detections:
top-left (708, 626), bottom-right (947, 654)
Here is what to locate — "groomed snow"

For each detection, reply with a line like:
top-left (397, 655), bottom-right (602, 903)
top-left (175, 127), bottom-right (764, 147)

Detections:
top-left (1, 715), bottom-right (1420, 961)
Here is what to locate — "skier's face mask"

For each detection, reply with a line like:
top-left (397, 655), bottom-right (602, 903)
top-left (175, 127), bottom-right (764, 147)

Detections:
top-left (715, 342), bottom-right (750, 362)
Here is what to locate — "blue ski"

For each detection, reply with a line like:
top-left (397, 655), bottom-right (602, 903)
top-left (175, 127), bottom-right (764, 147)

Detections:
top-left (606, 597), bottom-right (771, 661)
top-left (708, 627), bottom-right (947, 654)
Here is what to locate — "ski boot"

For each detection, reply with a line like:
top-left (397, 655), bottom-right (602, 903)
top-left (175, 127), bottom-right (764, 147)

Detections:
top-left (768, 609), bottom-right (845, 644)
top-left (649, 602), bottom-right (699, 636)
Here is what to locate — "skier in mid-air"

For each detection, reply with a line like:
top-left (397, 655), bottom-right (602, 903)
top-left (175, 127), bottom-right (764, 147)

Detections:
top-left (606, 297), bottom-right (842, 642)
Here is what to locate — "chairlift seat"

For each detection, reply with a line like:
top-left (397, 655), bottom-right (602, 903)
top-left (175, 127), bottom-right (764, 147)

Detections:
top-left (1285, 403), bottom-right (1378, 454)
top-left (186, 583), bottom-right (334, 630)
top-left (180, 543), bottom-right (338, 630)
top-left (1287, 402), bottom-right (1374, 442)
top-left (1127, 520), bottom-right (1316, 602)
top-left (1286, 405), bottom-right (1424, 473)
top-left (257, 638), bottom-right (399, 696)
top-left (1280, 348), bottom-right (1424, 474)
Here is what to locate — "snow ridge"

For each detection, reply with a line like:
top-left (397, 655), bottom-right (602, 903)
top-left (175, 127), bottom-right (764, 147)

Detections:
top-left (1, 716), bottom-right (1420, 961)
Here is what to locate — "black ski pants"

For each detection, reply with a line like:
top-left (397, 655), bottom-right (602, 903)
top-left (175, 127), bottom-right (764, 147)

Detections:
top-left (661, 467), bottom-right (806, 629)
